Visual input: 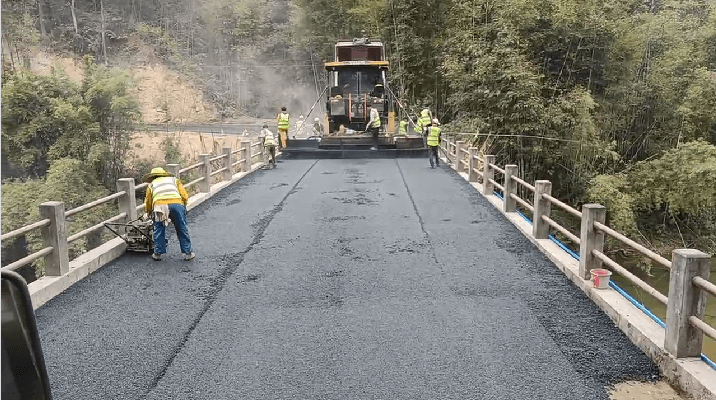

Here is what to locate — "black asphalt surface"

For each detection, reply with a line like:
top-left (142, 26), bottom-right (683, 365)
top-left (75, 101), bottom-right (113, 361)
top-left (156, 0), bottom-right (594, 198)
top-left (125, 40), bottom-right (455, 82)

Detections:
top-left (35, 159), bottom-right (659, 399)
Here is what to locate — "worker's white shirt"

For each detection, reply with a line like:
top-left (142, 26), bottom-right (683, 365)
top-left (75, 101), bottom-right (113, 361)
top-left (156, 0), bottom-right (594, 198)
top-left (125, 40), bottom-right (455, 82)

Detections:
top-left (260, 128), bottom-right (276, 143)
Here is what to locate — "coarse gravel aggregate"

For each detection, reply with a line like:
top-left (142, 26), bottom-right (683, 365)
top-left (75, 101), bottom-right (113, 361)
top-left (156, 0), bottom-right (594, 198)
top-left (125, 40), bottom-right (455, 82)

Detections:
top-left (35, 158), bottom-right (659, 399)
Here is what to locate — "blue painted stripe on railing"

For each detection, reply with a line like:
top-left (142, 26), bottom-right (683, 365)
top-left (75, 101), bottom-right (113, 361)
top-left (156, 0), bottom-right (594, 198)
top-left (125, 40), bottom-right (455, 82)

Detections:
top-left (609, 280), bottom-right (667, 328)
top-left (701, 354), bottom-right (716, 371)
top-left (488, 189), bottom-right (716, 371)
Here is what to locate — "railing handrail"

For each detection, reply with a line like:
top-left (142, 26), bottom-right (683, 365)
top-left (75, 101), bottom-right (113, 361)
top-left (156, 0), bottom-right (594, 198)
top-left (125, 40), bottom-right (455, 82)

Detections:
top-left (179, 161), bottom-right (204, 175)
top-left (542, 193), bottom-right (581, 218)
top-left (67, 213), bottom-right (127, 244)
top-left (693, 276), bottom-right (716, 298)
top-left (1, 246), bottom-right (54, 272)
top-left (209, 154), bottom-right (225, 162)
top-left (593, 221), bottom-right (672, 269)
top-left (512, 176), bottom-right (535, 192)
top-left (1, 219), bottom-right (52, 241)
top-left (65, 191), bottom-right (126, 218)
top-left (592, 249), bottom-right (669, 305)
top-left (184, 176), bottom-right (205, 189)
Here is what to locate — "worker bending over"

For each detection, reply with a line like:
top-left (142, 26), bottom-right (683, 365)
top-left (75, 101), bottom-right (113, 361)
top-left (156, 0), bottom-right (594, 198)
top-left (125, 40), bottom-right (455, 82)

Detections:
top-left (143, 167), bottom-right (195, 261)
top-left (277, 107), bottom-right (290, 149)
top-left (260, 124), bottom-right (277, 168)
top-left (427, 118), bottom-right (441, 168)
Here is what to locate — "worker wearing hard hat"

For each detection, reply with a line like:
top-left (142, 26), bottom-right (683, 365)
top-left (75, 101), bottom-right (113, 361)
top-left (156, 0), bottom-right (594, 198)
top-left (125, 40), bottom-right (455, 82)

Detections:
top-left (143, 167), bottom-right (195, 261)
top-left (277, 107), bottom-right (290, 149)
top-left (427, 118), bottom-right (442, 168)
top-left (313, 117), bottom-right (324, 136)
top-left (260, 124), bottom-right (277, 168)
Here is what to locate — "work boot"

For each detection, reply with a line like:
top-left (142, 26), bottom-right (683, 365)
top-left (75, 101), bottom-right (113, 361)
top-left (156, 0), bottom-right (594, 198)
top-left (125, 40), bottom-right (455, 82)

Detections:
top-left (184, 252), bottom-right (196, 261)
top-left (152, 253), bottom-right (162, 261)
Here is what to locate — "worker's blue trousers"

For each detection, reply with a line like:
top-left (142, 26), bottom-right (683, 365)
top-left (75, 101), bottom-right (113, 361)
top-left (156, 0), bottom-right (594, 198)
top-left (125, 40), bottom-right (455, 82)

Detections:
top-left (153, 203), bottom-right (193, 255)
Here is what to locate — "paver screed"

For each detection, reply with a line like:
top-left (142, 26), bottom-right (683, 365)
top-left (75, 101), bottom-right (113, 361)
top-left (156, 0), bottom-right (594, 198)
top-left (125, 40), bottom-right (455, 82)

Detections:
top-left (35, 159), bottom-right (658, 400)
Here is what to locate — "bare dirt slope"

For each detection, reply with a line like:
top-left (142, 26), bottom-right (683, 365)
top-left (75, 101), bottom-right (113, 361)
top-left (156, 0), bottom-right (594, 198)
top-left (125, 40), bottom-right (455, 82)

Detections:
top-left (28, 39), bottom-right (217, 124)
top-left (130, 130), bottom-right (258, 166)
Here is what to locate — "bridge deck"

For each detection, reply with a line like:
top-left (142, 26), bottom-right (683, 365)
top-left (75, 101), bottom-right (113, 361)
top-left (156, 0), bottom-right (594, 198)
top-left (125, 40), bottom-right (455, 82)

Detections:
top-left (35, 159), bottom-right (658, 399)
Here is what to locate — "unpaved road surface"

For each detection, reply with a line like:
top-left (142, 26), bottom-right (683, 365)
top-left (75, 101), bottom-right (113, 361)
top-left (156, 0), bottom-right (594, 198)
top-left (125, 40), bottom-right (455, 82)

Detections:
top-left (36, 159), bottom-right (661, 399)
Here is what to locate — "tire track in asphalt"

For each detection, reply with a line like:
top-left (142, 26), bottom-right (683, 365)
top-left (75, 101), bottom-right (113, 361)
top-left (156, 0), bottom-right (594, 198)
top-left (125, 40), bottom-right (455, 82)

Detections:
top-left (142, 160), bottom-right (319, 397)
top-left (394, 159), bottom-right (440, 266)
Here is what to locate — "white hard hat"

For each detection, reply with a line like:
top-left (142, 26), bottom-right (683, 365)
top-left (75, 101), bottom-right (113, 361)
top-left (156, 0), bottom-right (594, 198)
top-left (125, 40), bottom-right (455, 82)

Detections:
top-left (432, 118), bottom-right (440, 125)
top-left (315, 117), bottom-right (320, 122)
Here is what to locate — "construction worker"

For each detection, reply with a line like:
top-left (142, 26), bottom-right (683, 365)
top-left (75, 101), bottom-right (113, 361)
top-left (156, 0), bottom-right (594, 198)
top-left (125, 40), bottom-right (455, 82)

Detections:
top-left (260, 124), bottom-right (277, 168)
top-left (427, 118), bottom-right (441, 168)
top-left (313, 117), bottom-right (323, 136)
top-left (365, 103), bottom-right (381, 150)
top-left (295, 114), bottom-right (305, 138)
top-left (398, 119), bottom-right (408, 136)
top-left (277, 107), bottom-right (290, 149)
top-left (417, 106), bottom-right (433, 137)
top-left (143, 167), bottom-right (195, 261)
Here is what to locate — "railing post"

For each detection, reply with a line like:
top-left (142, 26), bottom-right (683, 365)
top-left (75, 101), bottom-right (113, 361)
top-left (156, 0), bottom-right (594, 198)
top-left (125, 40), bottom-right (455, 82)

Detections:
top-left (532, 180), bottom-right (552, 239)
top-left (199, 154), bottom-right (211, 193)
top-left (503, 165), bottom-right (518, 213)
top-left (665, 249), bottom-right (711, 358)
top-left (40, 201), bottom-right (69, 276)
top-left (455, 141), bottom-right (465, 173)
top-left (241, 141), bottom-right (250, 172)
top-left (483, 155), bottom-right (495, 195)
top-left (166, 164), bottom-right (180, 179)
top-left (116, 178), bottom-right (137, 222)
top-left (578, 204), bottom-right (606, 280)
top-left (222, 147), bottom-right (233, 181)
top-left (468, 147), bottom-right (478, 182)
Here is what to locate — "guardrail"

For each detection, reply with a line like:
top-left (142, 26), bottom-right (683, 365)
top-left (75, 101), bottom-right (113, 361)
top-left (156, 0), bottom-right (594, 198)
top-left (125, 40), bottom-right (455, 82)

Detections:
top-left (440, 136), bottom-right (714, 363)
top-left (1, 139), bottom-right (267, 277)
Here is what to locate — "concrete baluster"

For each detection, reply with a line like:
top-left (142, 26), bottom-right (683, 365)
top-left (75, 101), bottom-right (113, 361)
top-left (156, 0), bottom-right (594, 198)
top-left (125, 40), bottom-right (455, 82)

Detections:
top-left (166, 164), bottom-right (180, 179)
top-left (532, 180), bottom-right (552, 239)
top-left (665, 249), bottom-right (711, 358)
top-left (468, 147), bottom-right (479, 182)
top-left (222, 147), bottom-right (233, 181)
top-left (241, 141), bottom-right (251, 172)
top-left (40, 201), bottom-right (69, 276)
top-left (116, 178), bottom-right (137, 222)
top-left (455, 141), bottom-right (465, 172)
top-left (503, 165), bottom-right (518, 213)
top-left (578, 204), bottom-right (606, 280)
top-left (483, 155), bottom-right (495, 195)
top-left (199, 154), bottom-right (211, 193)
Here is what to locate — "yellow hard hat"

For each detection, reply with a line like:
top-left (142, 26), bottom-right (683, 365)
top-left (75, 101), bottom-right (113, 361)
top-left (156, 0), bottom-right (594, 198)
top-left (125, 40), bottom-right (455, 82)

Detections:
top-left (142, 167), bottom-right (174, 183)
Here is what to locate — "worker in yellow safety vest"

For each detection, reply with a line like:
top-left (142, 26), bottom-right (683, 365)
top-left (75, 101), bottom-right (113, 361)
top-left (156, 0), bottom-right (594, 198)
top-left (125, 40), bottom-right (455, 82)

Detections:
top-left (276, 107), bottom-right (290, 149)
top-left (260, 124), bottom-right (277, 168)
top-left (427, 118), bottom-right (441, 168)
top-left (416, 107), bottom-right (433, 137)
top-left (398, 119), bottom-right (408, 136)
top-left (365, 103), bottom-right (382, 150)
top-left (143, 167), bottom-right (195, 261)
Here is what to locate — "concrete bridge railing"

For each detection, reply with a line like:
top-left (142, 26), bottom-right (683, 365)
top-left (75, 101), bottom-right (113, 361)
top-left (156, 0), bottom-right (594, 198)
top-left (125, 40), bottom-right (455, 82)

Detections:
top-left (441, 136), bottom-right (715, 369)
top-left (1, 139), bottom-right (270, 306)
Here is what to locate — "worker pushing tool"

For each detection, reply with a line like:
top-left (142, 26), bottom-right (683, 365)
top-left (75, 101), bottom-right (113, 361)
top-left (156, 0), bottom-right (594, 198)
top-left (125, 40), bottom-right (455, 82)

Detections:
top-left (277, 107), bottom-right (290, 149)
top-left (143, 167), bottom-right (195, 261)
top-left (260, 124), bottom-right (277, 168)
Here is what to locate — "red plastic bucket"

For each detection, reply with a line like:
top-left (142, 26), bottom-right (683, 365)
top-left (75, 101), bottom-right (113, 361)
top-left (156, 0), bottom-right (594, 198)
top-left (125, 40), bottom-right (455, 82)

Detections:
top-left (591, 269), bottom-right (612, 289)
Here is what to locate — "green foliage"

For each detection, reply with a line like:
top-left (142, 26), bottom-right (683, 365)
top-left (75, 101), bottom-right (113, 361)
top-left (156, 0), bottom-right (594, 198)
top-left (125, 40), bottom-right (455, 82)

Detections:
top-left (1, 159), bottom-right (115, 276)
top-left (160, 135), bottom-right (184, 165)
top-left (629, 141), bottom-right (716, 214)
top-left (586, 174), bottom-right (637, 234)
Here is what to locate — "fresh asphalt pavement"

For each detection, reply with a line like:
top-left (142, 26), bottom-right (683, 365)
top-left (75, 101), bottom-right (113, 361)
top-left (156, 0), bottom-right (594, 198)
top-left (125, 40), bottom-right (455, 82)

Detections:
top-left (35, 158), bottom-right (659, 399)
